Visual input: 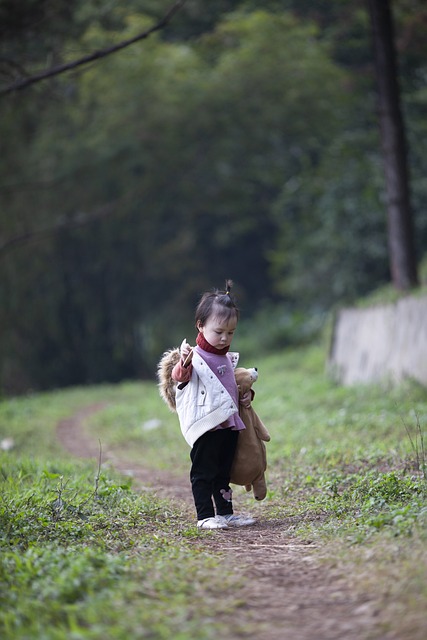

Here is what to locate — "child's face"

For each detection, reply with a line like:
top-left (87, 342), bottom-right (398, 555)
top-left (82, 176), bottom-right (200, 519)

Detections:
top-left (198, 314), bottom-right (237, 350)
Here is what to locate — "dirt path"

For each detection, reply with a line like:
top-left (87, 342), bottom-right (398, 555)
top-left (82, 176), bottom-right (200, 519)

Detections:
top-left (56, 405), bottom-right (393, 640)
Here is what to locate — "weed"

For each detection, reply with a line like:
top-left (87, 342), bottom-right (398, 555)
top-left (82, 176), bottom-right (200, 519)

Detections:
top-left (0, 458), bottom-right (240, 639)
top-left (400, 410), bottom-right (427, 480)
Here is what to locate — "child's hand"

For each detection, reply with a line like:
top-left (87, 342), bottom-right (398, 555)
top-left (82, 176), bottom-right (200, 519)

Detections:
top-left (180, 338), bottom-right (193, 367)
top-left (239, 391), bottom-right (252, 409)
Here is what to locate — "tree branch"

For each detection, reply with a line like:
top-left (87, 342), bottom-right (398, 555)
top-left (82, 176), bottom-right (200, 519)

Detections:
top-left (0, 0), bottom-right (186, 97)
top-left (0, 197), bottom-right (127, 257)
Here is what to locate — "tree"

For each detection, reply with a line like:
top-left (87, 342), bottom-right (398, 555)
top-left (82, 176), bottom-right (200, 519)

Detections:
top-left (1, 3), bottom-right (426, 394)
top-left (368, 0), bottom-right (418, 289)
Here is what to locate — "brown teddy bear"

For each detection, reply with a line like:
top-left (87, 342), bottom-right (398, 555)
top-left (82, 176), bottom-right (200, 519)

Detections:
top-left (230, 367), bottom-right (271, 501)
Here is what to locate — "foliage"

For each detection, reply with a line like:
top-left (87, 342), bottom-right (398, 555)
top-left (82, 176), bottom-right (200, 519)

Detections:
top-left (1, 2), bottom-right (427, 393)
top-left (0, 457), bottom-right (241, 639)
top-left (275, 465), bottom-right (427, 543)
top-left (253, 347), bottom-right (427, 545)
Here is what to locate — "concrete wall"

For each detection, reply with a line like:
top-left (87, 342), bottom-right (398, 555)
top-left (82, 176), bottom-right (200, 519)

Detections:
top-left (328, 295), bottom-right (427, 386)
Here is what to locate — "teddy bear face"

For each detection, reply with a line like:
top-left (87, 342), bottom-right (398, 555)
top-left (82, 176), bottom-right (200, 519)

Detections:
top-left (248, 367), bottom-right (258, 382)
top-left (234, 367), bottom-right (258, 394)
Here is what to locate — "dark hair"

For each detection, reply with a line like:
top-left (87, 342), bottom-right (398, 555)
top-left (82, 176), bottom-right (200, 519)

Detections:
top-left (195, 279), bottom-right (239, 328)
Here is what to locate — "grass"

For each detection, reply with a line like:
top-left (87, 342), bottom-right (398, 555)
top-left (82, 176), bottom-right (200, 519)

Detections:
top-left (0, 388), bottom-right (244, 639)
top-left (250, 347), bottom-right (427, 549)
top-left (0, 455), bottom-right (242, 640)
top-left (1, 340), bottom-right (427, 638)
top-left (354, 255), bottom-right (427, 308)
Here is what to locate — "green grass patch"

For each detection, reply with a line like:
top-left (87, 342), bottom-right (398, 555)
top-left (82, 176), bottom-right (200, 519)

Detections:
top-left (251, 346), bottom-right (427, 544)
top-left (0, 457), bottom-right (242, 639)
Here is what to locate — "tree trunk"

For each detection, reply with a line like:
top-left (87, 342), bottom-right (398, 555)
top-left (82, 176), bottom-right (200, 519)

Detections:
top-left (368, 0), bottom-right (418, 289)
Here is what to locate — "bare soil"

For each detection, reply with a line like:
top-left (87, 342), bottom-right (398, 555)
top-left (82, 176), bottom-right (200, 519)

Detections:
top-left (56, 404), bottom-right (396, 640)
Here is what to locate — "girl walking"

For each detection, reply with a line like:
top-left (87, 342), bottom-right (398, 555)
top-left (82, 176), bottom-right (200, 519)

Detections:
top-left (171, 280), bottom-right (255, 530)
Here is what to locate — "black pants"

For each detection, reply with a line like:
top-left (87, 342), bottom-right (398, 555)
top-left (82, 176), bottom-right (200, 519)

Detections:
top-left (190, 428), bottom-right (239, 521)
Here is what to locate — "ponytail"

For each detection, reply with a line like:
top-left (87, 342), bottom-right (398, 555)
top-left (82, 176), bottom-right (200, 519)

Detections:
top-left (195, 279), bottom-right (239, 327)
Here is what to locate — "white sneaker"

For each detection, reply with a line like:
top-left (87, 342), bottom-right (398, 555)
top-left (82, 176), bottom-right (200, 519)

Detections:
top-left (222, 514), bottom-right (256, 527)
top-left (197, 516), bottom-right (229, 530)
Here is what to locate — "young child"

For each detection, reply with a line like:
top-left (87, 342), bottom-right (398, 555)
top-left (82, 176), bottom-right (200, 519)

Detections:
top-left (172, 280), bottom-right (256, 530)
